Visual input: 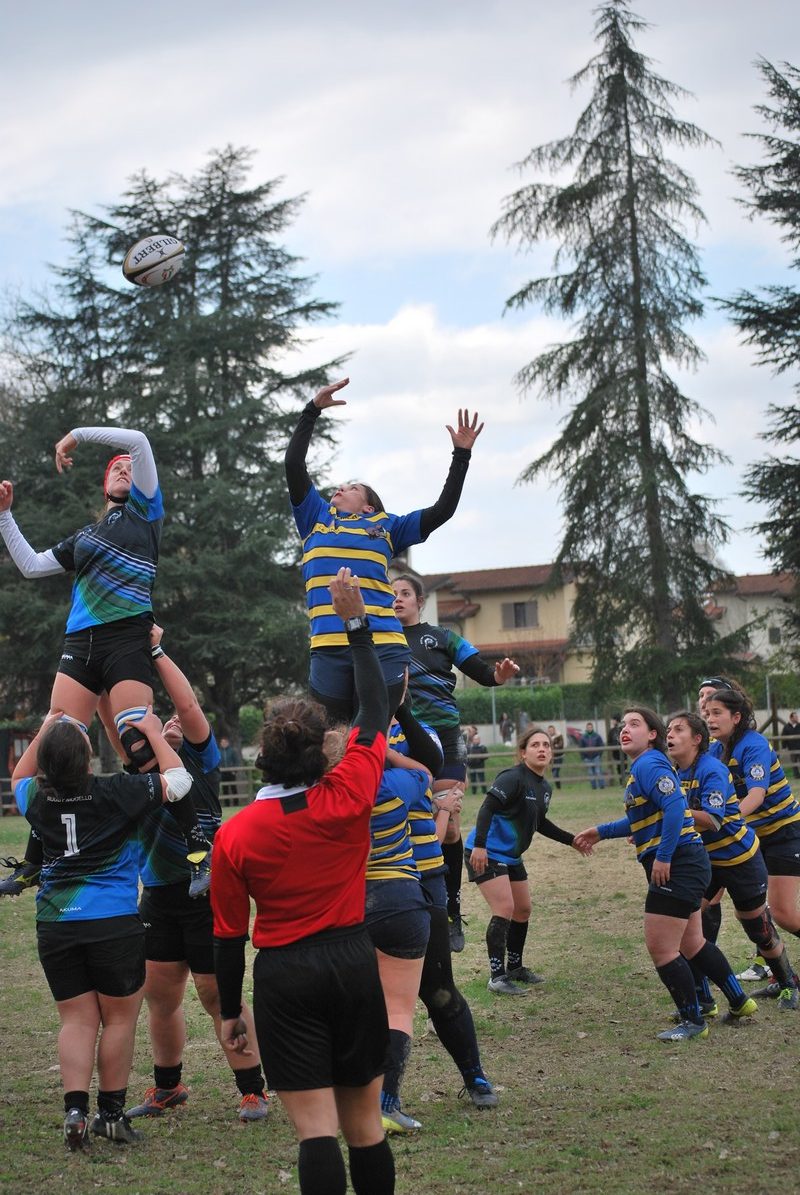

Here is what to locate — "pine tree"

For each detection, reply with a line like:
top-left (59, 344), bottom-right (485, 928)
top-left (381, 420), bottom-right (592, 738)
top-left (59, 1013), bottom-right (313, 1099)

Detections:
top-left (491, 1), bottom-right (737, 706)
top-left (1, 147), bottom-right (343, 739)
top-left (719, 59), bottom-right (800, 657)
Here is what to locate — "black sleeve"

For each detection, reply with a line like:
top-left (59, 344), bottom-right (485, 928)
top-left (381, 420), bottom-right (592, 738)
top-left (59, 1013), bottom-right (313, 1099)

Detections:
top-left (350, 627), bottom-right (389, 746)
top-left (459, 653), bottom-right (497, 686)
top-left (473, 792), bottom-right (505, 848)
top-left (538, 818), bottom-right (575, 847)
top-left (285, 401), bottom-right (322, 506)
top-left (213, 934), bottom-right (248, 1020)
top-left (392, 702), bottom-right (444, 774)
top-left (418, 447), bottom-right (472, 538)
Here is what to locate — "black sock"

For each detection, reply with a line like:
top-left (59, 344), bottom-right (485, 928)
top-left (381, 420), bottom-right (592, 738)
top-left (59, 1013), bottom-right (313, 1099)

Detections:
top-left (64, 1090), bottom-right (89, 1115)
top-left (97, 1089), bottom-right (126, 1119)
top-left (233, 1064), bottom-right (265, 1097)
top-left (506, 920), bottom-right (529, 972)
top-left (486, 916), bottom-right (510, 979)
top-left (430, 998), bottom-right (482, 1078)
top-left (165, 796), bottom-right (212, 854)
top-left (381, 1029), bottom-right (411, 1104)
top-left (154, 1063), bottom-right (183, 1090)
top-left (442, 839), bottom-right (463, 919)
top-left (688, 941), bottom-right (745, 1006)
top-left (768, 946), bottom-right (796, 988)
top-left (348, 1139), bottom-right (396, 1195)
top-left (656, 957), bottom-right (702, 1023)
top-left (701, 903), bottom-right (722, 943)
top-left (298, 1137), bottom-right (347, 1195)
top-left (686, 953), bottom-right (713, 1004)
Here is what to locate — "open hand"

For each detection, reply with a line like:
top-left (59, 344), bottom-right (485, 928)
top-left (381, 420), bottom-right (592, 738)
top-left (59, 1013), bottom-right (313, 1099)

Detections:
top-left (313, 377), bottom-right (349, 410)
top-left (330, 567), bottom-right (367, 621)
top-left (446, 409), bottom-right (484, 451)
top-left (494, 658), bottom-right (520, 684)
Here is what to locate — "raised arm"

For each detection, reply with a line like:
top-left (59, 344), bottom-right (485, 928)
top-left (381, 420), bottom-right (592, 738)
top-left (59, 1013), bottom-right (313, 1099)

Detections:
top-left (329, 567), bottom-right (389, 740)
top-left (0, 482), bottom-right (66, 579)
top-left (285, 378), bottom-right (349, 506)
top-left (55, 426), bottom-right (158, 499)
top-left (150, 624), bottom-right (210, 744)
top-left (418, 410), bottom-right (483, 538)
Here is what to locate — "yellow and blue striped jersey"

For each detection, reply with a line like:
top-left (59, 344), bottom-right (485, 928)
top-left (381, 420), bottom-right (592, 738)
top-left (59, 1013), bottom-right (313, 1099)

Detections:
top-left (291, 484), bottom-right (426, 650)
top-left (677, 753), bottom-right (760, 867)
top-left (598, 749), bottom-right (702, 862)
top-left (366, 768), bottom-right (425, 881)
top-left (710, 730), bottom-right (800, 841)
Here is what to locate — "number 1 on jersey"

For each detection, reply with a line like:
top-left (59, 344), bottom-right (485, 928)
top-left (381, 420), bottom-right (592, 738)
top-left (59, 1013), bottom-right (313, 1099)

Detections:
top-left (61, 812), bottom-right (80, 857)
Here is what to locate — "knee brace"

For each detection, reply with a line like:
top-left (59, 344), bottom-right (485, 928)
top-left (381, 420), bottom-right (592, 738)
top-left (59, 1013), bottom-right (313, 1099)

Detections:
top-left (120, 725), bottom-right (157, 771)
top-left (740, 908), bottom-right (780, 954)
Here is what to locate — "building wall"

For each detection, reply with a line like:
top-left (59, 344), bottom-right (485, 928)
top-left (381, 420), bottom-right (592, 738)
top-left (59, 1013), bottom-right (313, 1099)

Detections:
top-left (712, 592), bottom-right (789, 659)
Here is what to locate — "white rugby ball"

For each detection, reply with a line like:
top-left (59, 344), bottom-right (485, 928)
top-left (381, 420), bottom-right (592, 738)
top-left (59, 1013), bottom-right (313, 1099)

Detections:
top-left (123, 234), bottom-right (185, 287)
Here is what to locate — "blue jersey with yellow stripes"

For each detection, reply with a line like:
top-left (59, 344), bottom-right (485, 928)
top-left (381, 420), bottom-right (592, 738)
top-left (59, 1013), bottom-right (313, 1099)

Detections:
top-left (709, 730), bottom-right (800, 842)
top-left (599, 749), bottom-right (702, 862)
top-left (677, 753), bottom-right (760, 867)
top-left (366, 767), bottom-right (425, 881)
top-left (291, 483), bottom-right (426, 649)
top-left (387, 720), bottom-right (446, 875)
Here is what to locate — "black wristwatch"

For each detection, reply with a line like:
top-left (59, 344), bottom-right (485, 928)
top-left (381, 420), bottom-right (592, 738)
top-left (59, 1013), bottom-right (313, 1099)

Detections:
top-left (344, 615), bottom-right (370, 633)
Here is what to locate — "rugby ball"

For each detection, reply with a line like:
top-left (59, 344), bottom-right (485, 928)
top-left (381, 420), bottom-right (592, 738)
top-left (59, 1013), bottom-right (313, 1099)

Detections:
top-left (123, 234), bottom-right (185, 287)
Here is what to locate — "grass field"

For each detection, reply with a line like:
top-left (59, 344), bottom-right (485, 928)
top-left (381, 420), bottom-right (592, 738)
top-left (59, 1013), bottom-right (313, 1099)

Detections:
top-left (1, 780), bottom-right (798, 1195)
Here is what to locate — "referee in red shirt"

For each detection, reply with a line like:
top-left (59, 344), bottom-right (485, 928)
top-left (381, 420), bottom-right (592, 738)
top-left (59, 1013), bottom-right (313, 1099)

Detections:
top-left (212, 568), bottom-right (395, 1195)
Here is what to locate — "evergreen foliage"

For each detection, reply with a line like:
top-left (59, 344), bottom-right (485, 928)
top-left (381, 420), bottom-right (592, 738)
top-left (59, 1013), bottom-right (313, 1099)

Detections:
top-left (491, 1), bottom-right (740, 707)
top-left (719, 59), bottom-right (800, 659)
top-left (0, 147), bottom-right (342, 739)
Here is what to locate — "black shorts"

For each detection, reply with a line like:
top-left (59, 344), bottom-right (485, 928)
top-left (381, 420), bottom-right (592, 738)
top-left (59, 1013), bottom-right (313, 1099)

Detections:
top-left (464, 848), bottom-right (528, 886)
top-left (252, 925), bottom-right (389, 1091)
top-left (140, 883), bottom-right (214, 974)
top-left (758, 829), bottom-right (800, 877)
top-left (37, 915), bottom-right (145, 1002)
top-left (643, 845), bottom-right (711, 918)
top-left (57, 613), bottom-right (154, 695)
top-left (707, 852), bottom-right (769, 912)
top-left (364, 878), bottom-right (430, 959)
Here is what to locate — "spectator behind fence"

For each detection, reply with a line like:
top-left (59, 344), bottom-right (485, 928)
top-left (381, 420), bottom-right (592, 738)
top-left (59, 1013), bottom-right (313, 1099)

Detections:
top-left (547, 725), bottom-right (565, 790)
top-left (782, 712), bottom-right (800, 781)
top-left (580, 723), bottom-right (605, 790)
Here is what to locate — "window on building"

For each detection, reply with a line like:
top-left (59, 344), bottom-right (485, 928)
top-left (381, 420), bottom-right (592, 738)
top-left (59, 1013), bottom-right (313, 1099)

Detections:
top-left (501, 600), bottom-right (539, 629)
top-left (768, 625), bottom-right (782, 645)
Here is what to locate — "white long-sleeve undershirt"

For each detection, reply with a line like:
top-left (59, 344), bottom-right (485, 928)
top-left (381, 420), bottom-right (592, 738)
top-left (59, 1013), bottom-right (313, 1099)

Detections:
top-left (0, 511), bottom-right (65, 578)
top-left (71, 426), bottom-right (159, 499)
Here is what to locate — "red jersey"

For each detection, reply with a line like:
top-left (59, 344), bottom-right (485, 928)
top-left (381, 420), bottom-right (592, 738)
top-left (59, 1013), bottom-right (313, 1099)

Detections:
top-left (211, 729), bottom-right (385, 948)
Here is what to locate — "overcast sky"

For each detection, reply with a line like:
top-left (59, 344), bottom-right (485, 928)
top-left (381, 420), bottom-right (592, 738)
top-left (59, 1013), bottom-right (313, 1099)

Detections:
top-left (2, 0), bottom-right (798, 578)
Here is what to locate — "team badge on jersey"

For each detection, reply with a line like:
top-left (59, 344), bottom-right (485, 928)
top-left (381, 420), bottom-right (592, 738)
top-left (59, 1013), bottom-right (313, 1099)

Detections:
top-left (657, 775), bottom-right (676, 795)
top-left (707, 790), bottom-right (725, 810)
top-left (749, 764), bottom-right (766, 782)
top-left (420, 634), bottom-right (439, 651)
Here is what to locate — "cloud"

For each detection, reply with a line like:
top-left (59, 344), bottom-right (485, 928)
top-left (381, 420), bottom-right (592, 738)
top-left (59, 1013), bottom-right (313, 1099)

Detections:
top-left (283, 303), bottom-right (784, 576)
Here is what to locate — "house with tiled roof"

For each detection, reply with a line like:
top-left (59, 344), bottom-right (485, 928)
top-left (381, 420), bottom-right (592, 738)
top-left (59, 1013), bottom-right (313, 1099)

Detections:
top-left (389, 562), bottom-right (796, 687)
top-left (388, 562), bottom-right (592, 685)
top-left (704, 572), bottom-right (795, 659)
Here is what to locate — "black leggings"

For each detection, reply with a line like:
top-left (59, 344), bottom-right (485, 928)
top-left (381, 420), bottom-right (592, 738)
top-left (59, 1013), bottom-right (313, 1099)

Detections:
top-left (418, 904), bottom-right (481, 1078)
